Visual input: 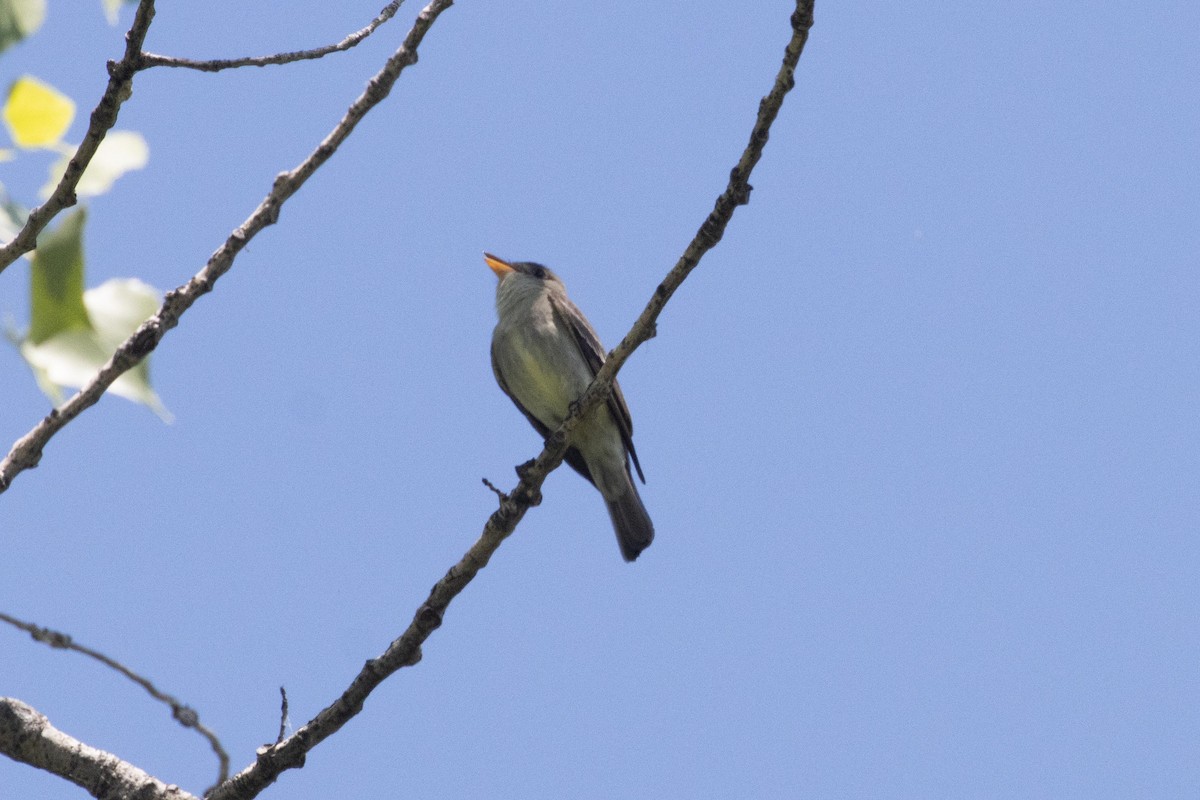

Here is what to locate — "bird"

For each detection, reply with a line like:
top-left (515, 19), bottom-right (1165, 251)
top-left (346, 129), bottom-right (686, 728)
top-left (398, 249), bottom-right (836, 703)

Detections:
top-left (485, 252), bottom-right (654, 562)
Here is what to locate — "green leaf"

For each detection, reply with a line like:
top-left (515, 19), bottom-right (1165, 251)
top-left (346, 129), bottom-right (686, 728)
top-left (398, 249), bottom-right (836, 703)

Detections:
top-left (16, 210), bottom-right (170, 419)
top-left (0, 0), bottom-right (45, 54)
top-left (18, 277), bottom-right (171, 421)
top-left (30, 207), bottom-right (91, 345)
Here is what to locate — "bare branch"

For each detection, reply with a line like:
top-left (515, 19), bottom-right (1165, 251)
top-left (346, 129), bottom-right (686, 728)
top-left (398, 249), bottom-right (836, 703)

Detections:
top-left (0, 0), bottom-right (456, 496)
top-left (140, 1), bottom-right (406, 72)
top-left (0, 698), bottom-right (200, 800)
top-left (0, 611), bottom-right (230, 789)
top-left (456, 0), bottom-right (817, 575)
top-left (0, 0), bottom-right (157, 275)
top-left (4, 5), bottom-right (811, 797)
top-left (566, 0), bottom-right (817, 423)
top-left (206, 4), bottom-right (814, 799)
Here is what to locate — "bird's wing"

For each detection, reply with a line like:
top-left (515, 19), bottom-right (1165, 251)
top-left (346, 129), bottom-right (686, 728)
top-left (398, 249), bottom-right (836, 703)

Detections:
top-left (549, 294), bottom-right (646, 484)
top-left (492, 336), bottom-right (595, 485)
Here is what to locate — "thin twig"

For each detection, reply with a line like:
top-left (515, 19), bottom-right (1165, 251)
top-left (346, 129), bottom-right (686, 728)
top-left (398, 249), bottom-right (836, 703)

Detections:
top-left (206, 4), bottom-right (814, 799)
top-left (0, 612), bottom-right (230, 791)
top-left (0, 0), bottom-right (157, 275)
top-left (276, 688), bottom-right (289, 745)
top-left (140, 1), bottom-right (406, 72)
top-left (481, 477), bottom-right (508, 500)
top-left (0, 0), bottom-right (456, 495)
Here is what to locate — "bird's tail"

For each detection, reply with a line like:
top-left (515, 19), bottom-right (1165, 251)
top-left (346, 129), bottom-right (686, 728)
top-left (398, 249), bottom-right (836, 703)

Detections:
top-left (606, 478), bottom-right (654, 562)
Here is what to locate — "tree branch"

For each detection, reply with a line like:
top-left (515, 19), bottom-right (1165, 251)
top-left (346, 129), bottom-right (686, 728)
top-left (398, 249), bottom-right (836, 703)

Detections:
top-left (0, 0), bottom-right (157, 275)
top-left (4, 4), bottom-right (812, 798)
top-left (567, 0), bottom-right (816, 428)
top-left (464, 0), bottom-right (817, 563)
top-left (139, 1), bottom-right (407, 72)
top-left (0, 612), bottom-right (229, 790)
top-left (206, 3), bottom-right (814, 798)
top-left (0, 0), bottom-right (456, 495)
top-left (0, 698), bottom-right (200, 800)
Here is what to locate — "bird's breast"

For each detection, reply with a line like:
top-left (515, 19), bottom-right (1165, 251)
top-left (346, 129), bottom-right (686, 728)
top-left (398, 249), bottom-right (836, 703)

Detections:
top-left (494, 322), bottom-right (589, 428)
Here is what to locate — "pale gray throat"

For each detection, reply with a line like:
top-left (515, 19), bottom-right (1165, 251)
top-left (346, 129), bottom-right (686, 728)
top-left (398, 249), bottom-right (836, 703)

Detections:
top-left (496, 273), bottom-right (556, 322)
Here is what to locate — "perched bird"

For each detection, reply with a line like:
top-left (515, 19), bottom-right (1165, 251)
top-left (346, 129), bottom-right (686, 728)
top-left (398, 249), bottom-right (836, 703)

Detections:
top-left (486, 252), bottom-right (654, 562)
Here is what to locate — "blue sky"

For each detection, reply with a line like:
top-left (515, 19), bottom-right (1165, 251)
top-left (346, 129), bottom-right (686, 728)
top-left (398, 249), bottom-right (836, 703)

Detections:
top-left (2, 2), bottom-right (1197, 798)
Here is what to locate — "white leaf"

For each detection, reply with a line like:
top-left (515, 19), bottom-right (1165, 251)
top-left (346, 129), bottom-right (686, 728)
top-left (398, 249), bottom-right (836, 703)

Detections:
top-left (41, 130), bottom-right (149, 199)
top-left (19, 277), bottom-right (172, 421)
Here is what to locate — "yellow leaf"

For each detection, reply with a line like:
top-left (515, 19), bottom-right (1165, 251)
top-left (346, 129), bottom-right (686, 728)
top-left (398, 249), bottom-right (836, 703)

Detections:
top-left (3, 75), bottom-right (75, 148)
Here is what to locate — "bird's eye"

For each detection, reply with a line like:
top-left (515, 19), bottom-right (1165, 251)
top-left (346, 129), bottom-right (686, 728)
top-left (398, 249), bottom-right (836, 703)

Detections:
top-left (532, 266), bottom-right (546, 279)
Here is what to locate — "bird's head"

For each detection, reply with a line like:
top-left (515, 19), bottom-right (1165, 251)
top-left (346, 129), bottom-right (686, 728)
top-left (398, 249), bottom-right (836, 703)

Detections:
top-left (484, 252), bottom-right (563, 286)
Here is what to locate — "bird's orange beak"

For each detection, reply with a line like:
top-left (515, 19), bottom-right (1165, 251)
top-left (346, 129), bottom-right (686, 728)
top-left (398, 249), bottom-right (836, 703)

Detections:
top-left (484, 252), bottom-right (515, 279)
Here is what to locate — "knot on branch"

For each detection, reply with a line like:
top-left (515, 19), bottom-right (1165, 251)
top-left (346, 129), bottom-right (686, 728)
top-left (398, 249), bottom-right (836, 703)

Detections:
top-left (511, 459), bottom-right (543, 506)
top-left (416, 604), bottom-right (443, 633)
top-left (514, 484), bottom-right (542, 507)
top-left (255, 736), bottom-right (306, 770)
top-left (698, 215), bottom-right (725, 248)
top-left (728, 167), bottom-right (755, 206)
top-left (31, 626), bottom-right (71, 648)
top-left (792, 5), bottom-right (815, 30)
top-left (14, 441), bottom-right (44, 471)
top-left (128, 321), bottom-right (162, 358)
top-left (172, 705), bottom-right (199, 727)
top-left (400, 646), bottom-right (423, 667)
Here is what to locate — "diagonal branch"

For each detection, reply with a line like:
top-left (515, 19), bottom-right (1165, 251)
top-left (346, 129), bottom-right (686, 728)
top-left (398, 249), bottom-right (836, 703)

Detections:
top-left (0, 0), bottom-right (456, 496)
top-left (207, 3), bottom-right (815, 799)
top-left (140, 0), bottom-right (407, 72)
top-left (0, 698), bottom-right (201, 800)
top-left (0, 0), bottom-right (157, 276)
top-left (0, 612), bottom-right (229, 791)
top-left (559, 0), bottom-right (815, 440)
